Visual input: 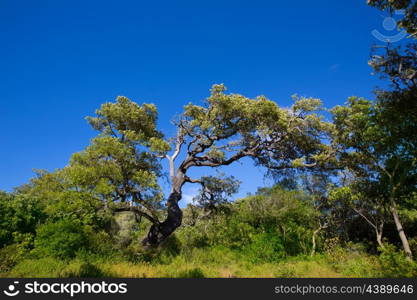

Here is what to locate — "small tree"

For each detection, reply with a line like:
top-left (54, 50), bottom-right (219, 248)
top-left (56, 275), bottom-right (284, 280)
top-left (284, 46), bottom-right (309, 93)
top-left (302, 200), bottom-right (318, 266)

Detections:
top-left (191, 173), bottom-right (240, 219)
top-left (331, 97), bottom-right (416, 257)
top-left (329, 185), bottom-right (388, 250)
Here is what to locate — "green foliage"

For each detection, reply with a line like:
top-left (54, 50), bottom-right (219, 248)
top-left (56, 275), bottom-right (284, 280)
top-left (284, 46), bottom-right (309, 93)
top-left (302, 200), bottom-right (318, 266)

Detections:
top-left (175, 223), bottom-right (210, 251)
top-left (1, 85), bottom-right (415, 278)
top-left (177, 213), bottom-right (255, 251)
top-left (409, 237), bottom-right (417, 257)
top-left (18, 170), bottom-right (103, 227)
top-left (0, 192), bottom-right (15, 246)
top-left (0, 244), bottom-right (28, 274)
top-left (325, 242), bottom-right (381, 277)
top-left (33, 219), bottom-right (89, 259)
top-left (237, 186), bottom-right (317, 230)
top-left (178, 186), bottom-right (318, 262)
top-left (366, 1), bottom-right (417, 256)
top-left (331, 95), bottom-right (416, 257)
top-left (242, 232), bottom-right (285, 263)
top-left (26, 96), bottom-right (169, 235)
top-left (378, 244), bottom-right (417, 278)
top-left (0, 192), bottom-right (45, 247)
top-left (3, 249), bottom-right (385, 278)
top-left (181, 85), bottom-right (334, 172)
top-left (208, 216), bottom-right (255, 249)
top-left (67, 135), bottom-right (162, 205)
top-left (193, 173), bottom-right (240, 214)
top-left (8, 258), bottom-right (105, 278)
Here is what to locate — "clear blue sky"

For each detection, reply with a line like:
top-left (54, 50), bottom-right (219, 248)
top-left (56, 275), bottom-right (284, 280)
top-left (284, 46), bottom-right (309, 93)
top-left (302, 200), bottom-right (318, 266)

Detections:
top-left (1, 1), bottom-right (391, 201)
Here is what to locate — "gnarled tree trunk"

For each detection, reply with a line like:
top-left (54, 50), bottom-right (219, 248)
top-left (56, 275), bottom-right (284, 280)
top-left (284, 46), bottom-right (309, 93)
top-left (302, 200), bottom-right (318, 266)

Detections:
top-left (141, 165), bottom-right (186, 247)
top-left (141, 191), bottom-right (183, 247)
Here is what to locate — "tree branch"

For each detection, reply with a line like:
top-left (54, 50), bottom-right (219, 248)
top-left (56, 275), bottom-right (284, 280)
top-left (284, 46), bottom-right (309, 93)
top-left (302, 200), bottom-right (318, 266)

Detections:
top-left (113, 206), bottom-right (159, 225)
top-left (353, 207), bottom-right (377, 230)
top-left (132, 192), bottom-right (161, 223)
top-left (167, 132), bottom-right (184, 180)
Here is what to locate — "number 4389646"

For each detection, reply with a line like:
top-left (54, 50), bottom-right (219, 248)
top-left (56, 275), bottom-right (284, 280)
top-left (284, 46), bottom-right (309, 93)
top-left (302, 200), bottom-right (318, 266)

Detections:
top-left (366, 285), bottom-right (414, 294)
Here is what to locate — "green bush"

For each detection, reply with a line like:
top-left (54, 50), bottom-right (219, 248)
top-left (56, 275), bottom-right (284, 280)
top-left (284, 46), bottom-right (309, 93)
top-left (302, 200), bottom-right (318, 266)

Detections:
top-left (0, 244), bottom-right (23, 274)
top-left (134, 235), bottom-right (182, 264)
top-left (176, 225), bottom-right (209, 252)
top-left (243, 232), bottom-right (285, 263)
top-left (0, 233), bottom-right (34, 274)
top-left (84, 229), bottom-right (116, 258)
top-left (409, 237), bottom-right (417, 258)
top-left (0, 193), bottom-right (45, 247)
top-left (33, 219), bottom-right (88, 259)
top-left (325, 242), bottom-right (380, 277)
top-left (208, 216), bottom-right (255, 249)
top-left (378, 245), bottom-right (417, 278)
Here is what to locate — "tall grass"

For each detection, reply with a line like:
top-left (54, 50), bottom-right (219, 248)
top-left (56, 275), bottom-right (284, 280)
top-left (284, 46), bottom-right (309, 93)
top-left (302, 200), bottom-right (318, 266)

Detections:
top-left (2, 246), bottom-right (385, 278)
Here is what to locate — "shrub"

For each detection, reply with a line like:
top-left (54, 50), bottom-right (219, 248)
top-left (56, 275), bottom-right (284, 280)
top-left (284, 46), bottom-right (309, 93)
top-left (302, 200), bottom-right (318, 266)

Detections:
top-left (409, 237), bottom-right (417, 258)
top-left (84, 229), bottom-right (116, 257)
top-left (243, 232), bottom-right (285, 263)
top-left (175, 225), bottom-right (209, 252)
top-left (325, 242), bottom-right (381, 277)
top-left (378, 245), bottom-right (417, 278)
top-left (0, 193), bottom-right (45, 247)
top-left (207, 216), bottom-right (255, 249)
top-left (0, 244), bottom-right (23, 274)
top-left (33, 219), bottom-right (88, 259)
top-left (126, 235), bottom-right (182, 264)
top-left (0, 233), bottom-right (34, 274)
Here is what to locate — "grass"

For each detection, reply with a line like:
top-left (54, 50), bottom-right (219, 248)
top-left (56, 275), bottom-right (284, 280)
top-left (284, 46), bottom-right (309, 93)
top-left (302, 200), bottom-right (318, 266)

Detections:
top-left (1, 247), bottom-right (383, 278)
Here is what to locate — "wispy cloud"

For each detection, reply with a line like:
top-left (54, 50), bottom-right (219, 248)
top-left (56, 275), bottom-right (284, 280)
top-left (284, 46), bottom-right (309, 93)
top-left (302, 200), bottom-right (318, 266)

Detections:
top-left (182, 185), bottom-right (200, 205)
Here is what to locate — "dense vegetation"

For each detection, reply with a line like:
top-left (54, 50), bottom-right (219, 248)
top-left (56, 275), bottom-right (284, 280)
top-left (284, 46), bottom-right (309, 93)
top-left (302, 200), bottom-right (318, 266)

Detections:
top-left (1, 0), bottom-right (416, 277)
top-left (1, 183), bottom-right (416, 278)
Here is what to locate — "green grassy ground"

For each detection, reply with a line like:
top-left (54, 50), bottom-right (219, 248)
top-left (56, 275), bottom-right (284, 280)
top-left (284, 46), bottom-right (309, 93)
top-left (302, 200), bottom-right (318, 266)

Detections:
top-left (1, 247), bottom-right (382, 278)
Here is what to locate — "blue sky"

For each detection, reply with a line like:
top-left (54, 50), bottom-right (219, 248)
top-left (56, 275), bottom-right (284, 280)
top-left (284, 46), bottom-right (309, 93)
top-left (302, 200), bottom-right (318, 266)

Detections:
top-left (0, 1), bottom-right (394, 202)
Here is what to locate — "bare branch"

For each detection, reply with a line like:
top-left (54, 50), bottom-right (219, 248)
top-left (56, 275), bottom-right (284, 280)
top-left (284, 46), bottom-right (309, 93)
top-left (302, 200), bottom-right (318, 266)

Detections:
top-left (166, 131), bottom-right (185, 180)
top-left (172, 132), bottom-right (184, 162)
top-left (132, 192), bottom-right (161, 223)
top-left (184, 176), bottom-right (203, 185)
top-left (353, 207), bottom-right (377, 230)
top-left (113, 206), bottom-right (159, 225)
